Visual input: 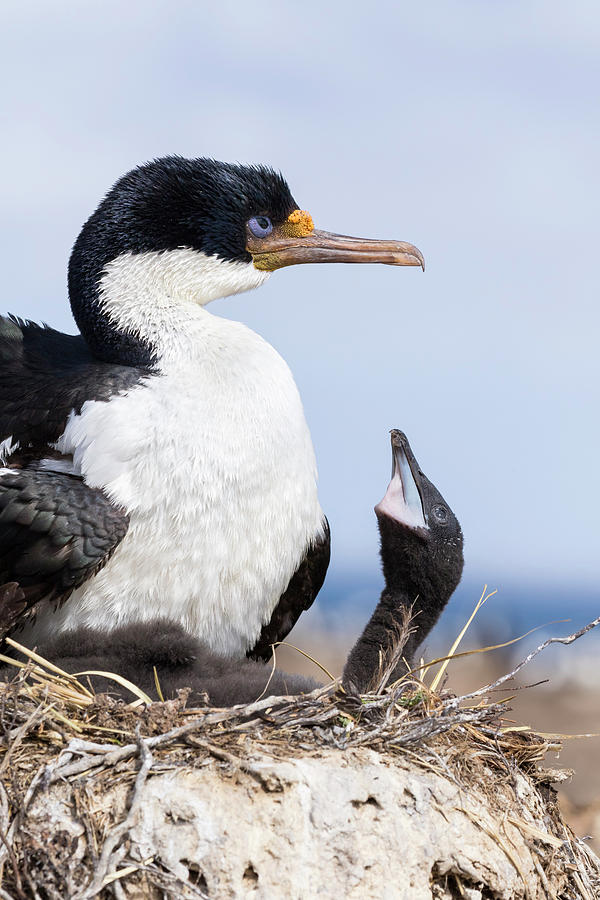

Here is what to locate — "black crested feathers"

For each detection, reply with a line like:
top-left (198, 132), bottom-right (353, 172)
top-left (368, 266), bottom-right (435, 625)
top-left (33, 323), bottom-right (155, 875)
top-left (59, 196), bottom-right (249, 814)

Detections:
top-left (69, 157), bottom-right (297, 364)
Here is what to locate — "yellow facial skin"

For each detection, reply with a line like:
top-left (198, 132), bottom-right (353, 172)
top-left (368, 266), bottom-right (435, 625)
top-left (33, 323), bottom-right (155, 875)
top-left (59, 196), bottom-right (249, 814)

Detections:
top-left (280, 209), bottom-right (315, 238)
top-left (246, 208), bottom-right (424, 273)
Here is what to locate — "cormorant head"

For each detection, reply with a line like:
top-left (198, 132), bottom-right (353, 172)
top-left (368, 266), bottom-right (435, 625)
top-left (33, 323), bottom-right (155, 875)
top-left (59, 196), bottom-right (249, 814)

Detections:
top-left (375, 430), bottom-right (464, 603)
top-left (68, 156), bottom-right (424, 366)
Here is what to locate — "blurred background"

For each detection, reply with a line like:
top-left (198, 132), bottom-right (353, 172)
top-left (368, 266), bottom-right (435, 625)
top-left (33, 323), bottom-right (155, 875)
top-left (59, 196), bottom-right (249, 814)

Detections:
top-left (2, 0), bottom-right (599, 839)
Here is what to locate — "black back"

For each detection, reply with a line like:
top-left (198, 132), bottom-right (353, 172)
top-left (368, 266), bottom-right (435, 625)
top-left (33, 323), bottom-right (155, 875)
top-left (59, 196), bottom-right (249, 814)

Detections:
top-left (0, 316), bottom-right (148, 450)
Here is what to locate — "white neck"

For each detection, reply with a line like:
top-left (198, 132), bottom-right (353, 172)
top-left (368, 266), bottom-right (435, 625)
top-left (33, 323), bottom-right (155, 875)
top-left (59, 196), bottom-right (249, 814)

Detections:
top-left (97, 248), bottom-right (271, 362)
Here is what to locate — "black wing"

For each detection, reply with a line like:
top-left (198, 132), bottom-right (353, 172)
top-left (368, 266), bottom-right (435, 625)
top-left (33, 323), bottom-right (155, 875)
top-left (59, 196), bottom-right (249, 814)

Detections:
top-left (247, 518), bottom-right (331, 662)
top-left (0, 469), bottom-right (129, 637)
top-left (0, 316), bottom-right (147, 449)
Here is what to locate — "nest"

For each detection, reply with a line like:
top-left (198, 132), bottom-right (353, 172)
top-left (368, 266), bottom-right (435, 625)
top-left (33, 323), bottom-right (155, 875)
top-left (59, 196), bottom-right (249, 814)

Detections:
top-left (0, 609), bottom-right (599, 899)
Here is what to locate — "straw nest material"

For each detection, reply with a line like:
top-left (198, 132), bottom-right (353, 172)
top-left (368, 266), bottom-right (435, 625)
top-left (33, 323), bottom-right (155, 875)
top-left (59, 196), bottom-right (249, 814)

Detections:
top-left (0, 604), bottom-right (598, 899)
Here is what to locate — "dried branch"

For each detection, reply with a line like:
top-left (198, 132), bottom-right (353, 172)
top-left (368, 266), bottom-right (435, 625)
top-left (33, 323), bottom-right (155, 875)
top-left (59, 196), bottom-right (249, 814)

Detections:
top-left (369, 605), bottom-right (417, 694)
top-left (73, 725), bottom-right (153, 900)
top-left (445, 615), bottom-right (600, 711)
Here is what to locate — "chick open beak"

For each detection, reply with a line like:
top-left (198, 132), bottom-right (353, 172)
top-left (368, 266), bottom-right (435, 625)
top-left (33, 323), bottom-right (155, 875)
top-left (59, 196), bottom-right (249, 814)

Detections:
top-left (374, 430), bottom-right (427, 533)
top-left (247, 210), bottom-right (424, 272)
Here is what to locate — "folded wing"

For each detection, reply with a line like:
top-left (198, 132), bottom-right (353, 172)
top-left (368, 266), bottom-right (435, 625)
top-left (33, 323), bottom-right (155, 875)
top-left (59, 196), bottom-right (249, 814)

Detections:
top-left (0, 469), bottom-right (129, 637)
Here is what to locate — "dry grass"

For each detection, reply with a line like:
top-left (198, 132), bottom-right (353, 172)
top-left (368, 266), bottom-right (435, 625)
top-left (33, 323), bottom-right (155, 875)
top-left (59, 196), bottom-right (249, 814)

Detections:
top-left (0, 607), bottom-right (598, 898)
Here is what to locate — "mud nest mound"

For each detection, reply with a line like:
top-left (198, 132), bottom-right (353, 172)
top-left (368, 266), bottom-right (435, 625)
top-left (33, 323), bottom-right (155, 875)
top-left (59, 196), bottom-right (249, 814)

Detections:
top-left (0, 615), bottom-right (599, 899)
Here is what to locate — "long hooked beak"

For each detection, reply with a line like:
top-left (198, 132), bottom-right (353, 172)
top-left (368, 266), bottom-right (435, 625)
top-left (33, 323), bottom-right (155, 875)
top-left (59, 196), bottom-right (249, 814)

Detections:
top-left (247, 211), bottom-right (424, 272)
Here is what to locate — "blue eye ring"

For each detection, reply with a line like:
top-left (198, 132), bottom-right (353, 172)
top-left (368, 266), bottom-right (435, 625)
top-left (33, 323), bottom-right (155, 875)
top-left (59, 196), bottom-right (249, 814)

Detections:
top-left (248, 215), bottom-right (273, 238)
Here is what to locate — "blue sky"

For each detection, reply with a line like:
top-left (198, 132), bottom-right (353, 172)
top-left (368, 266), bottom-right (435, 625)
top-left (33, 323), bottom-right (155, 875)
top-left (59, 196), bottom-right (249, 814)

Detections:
top-left (1, 1), bottom-right (599, 608)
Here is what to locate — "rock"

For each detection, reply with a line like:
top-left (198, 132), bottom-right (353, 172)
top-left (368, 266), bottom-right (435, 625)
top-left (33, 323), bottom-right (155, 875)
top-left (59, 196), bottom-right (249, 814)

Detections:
top-left (22, 746), bottom-right (575, 899)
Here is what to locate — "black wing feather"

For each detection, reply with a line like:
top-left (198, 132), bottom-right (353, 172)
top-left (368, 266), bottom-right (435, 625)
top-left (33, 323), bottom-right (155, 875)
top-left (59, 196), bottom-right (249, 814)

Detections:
top-left (0, 469), bottom-right (129, 635)
top-left (0, 316), bottom-right (147, 448)
top-left (247, 517), bottom-right (331, 662)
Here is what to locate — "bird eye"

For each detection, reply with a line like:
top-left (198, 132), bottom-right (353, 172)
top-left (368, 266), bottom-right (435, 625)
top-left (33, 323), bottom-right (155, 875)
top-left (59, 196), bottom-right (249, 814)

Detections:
top-left (248, 216), bottom-right (273, 238)
top-left (432, 505), bottom-right (448, 523)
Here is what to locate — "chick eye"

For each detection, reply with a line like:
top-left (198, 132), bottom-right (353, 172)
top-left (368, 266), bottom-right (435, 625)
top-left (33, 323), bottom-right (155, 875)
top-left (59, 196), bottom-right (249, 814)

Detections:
top-left (432, 505), bottom-right (448, 523)
top-left (248, 216), bottom-right (273, 237)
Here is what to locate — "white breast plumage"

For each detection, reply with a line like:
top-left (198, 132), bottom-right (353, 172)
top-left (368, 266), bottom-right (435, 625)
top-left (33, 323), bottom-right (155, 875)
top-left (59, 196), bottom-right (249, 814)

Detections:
top-left (19, 253), bottom-right (325, 655)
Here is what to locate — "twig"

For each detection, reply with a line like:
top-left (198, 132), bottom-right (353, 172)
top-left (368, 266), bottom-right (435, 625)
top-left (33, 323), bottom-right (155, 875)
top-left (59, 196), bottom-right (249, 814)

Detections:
top-left (254, 643), bottom-right (278, 703)
top-left (429, 586), bottom-right (496, 692)
top-left (111, 877), bottom-right (127, 900)
top-left (0, 887), bottom-right (18, 900)
top-left (274, 641), bottom-right (336, 683)
top-left (187, 738), bottom-right (285, 791)
top-left (74, 726), bottom-right (153, 900)
top-left (388, 705), bottom-right (502, 747)
top-left (445, 616), bottom-right (600, 710)
top-left (134, 860), bottom-right (210, 898)
top-left (459, 806), bottom-right (532, 900)
top-left (557, 820), bottom-right (596, 900)
top-left (0, 702), bottom-right (50, 778)
top-left (0, 762), bottom-right (49, 869)
top-left (0, 822), bottom-right (24, 899)
top-left (370, 605), bottom-right (416, 694)
top-left (532, 856), bottom-right (558, 900)
top-left (51, 689), bottom-right (333, 783)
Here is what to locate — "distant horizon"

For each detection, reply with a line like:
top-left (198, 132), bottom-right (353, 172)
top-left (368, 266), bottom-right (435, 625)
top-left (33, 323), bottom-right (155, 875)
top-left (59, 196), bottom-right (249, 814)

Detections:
top-left (313, 567), bottom-right (599, 632)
